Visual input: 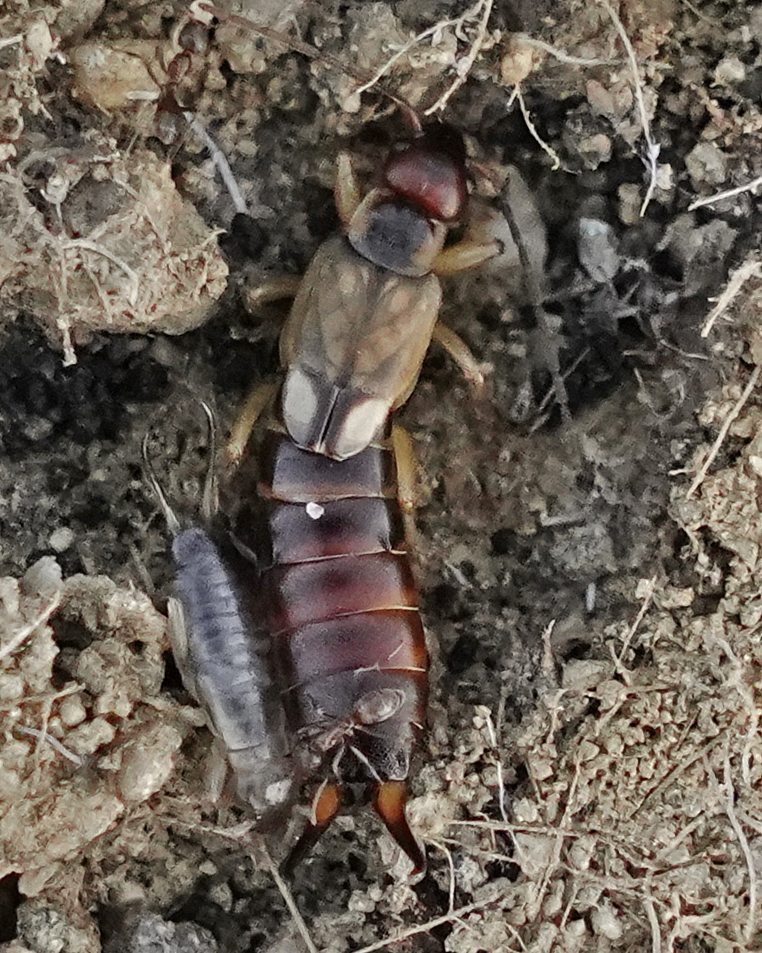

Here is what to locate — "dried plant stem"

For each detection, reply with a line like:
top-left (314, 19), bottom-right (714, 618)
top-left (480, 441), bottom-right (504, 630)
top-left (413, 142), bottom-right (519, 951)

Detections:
top-left (13, 725), bottom-right (85, 766)
top-left (685, 365), bottom-right (761, 499)
top-left (65, 239), bottom-right (139, 305)
top-left (264, 850), bottom-right (319, 953)
top-left (530, 347), bottom-right (591, 431)
top-left (515, 86), bottom-right (563, 171)
top-left (688, 173), bottom-right (762, 211)
top-left (425, 0), bottom-right (494, 115)
top-left (201, 5), bottom-right (418, 123)
top-left (352, 0), bottom-right (491, 110)
top-left (597, 0), bottom-right (659, 216)
top-left (723, 757), bottom-right (757, 945)
top-left (643, 894), bottom-right (662, 953)
top-left (629, 730), bottom-right (728, 818)
top-left (0, 594), bottom-right (61, 662)
top-left (349, 898), bottom-right (497, 953)
top-left (184, 112), bottom-right (248, 214)
top-left (429, 839), bottom-right (457, 913)
top-left (713, 636), bottom-right (758, 786)
top-left (701, 260), bottom-right (762, 337)
top-left (613, 575), bottom-right (656, 682)
top-left (513, 33), bottom-right (608, 67)
top-left (483, 709), bottom-right (509, 823)
top-left (531, 761), bottom-right (581, 917)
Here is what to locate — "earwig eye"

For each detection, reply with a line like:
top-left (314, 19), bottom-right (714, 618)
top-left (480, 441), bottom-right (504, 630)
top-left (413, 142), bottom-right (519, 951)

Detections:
top-left (383, 124), bottom-right (468, 223)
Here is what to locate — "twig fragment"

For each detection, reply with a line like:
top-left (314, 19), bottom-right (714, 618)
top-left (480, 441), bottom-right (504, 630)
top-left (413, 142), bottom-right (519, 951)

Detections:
top-left (513, 33), bottom-right (608, 67)
top-left (613, 575), bottom-right (657, 683)
top-left (13, 725), bottom-right (85, 767)
top-left (0, 34), bottom-right (23, 51)
top-left (349, 898), bottom-right (497, 953)
top-left (688, 173), bottom-right (762, 212)
top-left (351, 0), bottom-right (492, 113)
top-left (0, 593), bottom-right (62, 663)
top-left (425, 0), bottom-right (494, 115)
top-left (264, 850), bottom-right (319, 953)
top-left (184, 112), bottom-right (248, 214)
top-left (685, 365), bottom-right (761, 499)
top-left (64, 239), bottom-right (140, 305)
top-left (701, 260), bottom-right (762, 338)
top-left (597, 0), bottom-right (660, 216)
top-left (643, 894), bottom-right (662, 953)
top-left (723, 757), bottom-right (757, 945)
top-left (515, 85), bottom-right (563, 171)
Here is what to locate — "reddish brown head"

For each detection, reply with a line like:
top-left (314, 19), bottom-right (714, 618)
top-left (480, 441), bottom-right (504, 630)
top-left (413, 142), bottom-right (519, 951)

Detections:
top-left (383, 124), bottom-right (468, 223)
top-left (346, 124), bottom-right (469, 277)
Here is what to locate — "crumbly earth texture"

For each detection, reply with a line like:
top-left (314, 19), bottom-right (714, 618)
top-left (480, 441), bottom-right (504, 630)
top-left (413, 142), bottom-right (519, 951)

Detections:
top-left (1, 0), bottom-right (762, 950)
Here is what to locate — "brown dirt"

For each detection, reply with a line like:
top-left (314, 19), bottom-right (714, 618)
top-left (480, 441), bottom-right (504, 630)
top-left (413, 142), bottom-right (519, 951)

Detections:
top-left (1, 1), bottom-right (761, 951)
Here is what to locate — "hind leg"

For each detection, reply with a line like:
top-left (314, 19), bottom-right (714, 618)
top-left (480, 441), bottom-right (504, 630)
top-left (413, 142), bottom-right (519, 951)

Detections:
top-left (225, 382), bottom-right (278, 466)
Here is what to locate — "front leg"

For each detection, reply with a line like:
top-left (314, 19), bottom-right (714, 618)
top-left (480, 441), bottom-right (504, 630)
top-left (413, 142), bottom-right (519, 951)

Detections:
top-left (431, 322), bottom-right (485, 395)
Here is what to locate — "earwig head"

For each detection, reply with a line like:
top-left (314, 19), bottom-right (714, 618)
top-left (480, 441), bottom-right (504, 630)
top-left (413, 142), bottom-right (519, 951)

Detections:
top-left (345, 124), bottom-right (469, 277)
top-left (383, 123), bottom-right (468, 223)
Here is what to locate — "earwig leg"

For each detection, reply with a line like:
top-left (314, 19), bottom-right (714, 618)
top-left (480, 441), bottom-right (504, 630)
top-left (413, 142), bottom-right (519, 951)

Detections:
top-left (373, 780), bottom-right (425, 874)
top-left (226, 382), bottom-right (278, 466)
top-left (431, 323), bottom-right (484, 395)
top-left (167, 596), bottom-right (195, 695)
top-left (204, 737), bottom-right (230, 804)
top-left (280, 783), bottom-right (342, 877)
top-left (390, 424), bottom-right (418, 550)
top-left (245, 274), bottom-right (302, 312)
top-left (431, 237), bottom-right (501, 276)
top-left (335, 153), bottom-right (362, 229)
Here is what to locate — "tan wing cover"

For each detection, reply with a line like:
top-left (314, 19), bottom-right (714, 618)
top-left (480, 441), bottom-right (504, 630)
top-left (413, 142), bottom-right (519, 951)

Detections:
top-left (280, 236), bottom-right (442, 459)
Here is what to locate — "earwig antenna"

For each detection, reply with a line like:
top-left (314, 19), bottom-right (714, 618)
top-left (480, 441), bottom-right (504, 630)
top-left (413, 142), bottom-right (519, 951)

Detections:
top-left (143, 402), bottom-right (218, 530)
top-left (142, 432), bottom-right (182, 535)
top-left (199, 400), bottom-right (219, 522)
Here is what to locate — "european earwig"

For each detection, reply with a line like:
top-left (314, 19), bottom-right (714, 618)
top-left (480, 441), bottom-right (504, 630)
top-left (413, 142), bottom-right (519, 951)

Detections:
top-left (147, 123), bottom-right (503, 873)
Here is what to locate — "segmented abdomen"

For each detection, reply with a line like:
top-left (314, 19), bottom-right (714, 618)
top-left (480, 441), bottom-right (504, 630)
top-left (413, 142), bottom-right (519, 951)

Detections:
top-left (170, 527), bottom-right (294, 813)
top-left (231, 429), bottom-right (427, 782)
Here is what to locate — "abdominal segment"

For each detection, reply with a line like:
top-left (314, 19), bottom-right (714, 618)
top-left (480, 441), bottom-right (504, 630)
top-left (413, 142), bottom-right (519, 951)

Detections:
top-left (231, 432), bottom-right (427, 783)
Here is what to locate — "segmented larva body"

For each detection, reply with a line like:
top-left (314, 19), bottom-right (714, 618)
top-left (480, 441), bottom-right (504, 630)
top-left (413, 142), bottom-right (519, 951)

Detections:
top-left (170, 526), bottom-right (295, 815)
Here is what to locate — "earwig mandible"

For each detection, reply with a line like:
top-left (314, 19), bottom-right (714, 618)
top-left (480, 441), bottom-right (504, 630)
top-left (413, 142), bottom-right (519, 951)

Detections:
top-left (146, 119), bottom-right (506, 872)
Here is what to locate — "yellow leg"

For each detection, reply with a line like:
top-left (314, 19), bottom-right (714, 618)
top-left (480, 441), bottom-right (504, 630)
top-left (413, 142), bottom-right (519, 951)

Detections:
top-left (225, 382), bottom-right (277, 466)
top-left (431, 322), bottom-right (484, 395)
top-left (431, 236), bottom-right (501, 276)
top-left (391, 424), bottom-right (419, 550)
top-left (244, 274), bottom-right (302, 312)
top-left (334, 152), bottom-right (362, 229)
